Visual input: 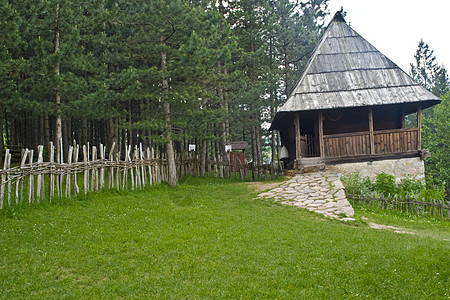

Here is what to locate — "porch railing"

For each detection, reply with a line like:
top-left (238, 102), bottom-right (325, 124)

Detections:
top-left (300, 135), bottom-right (319, 157)
top-left (323, 128), bottom-right (419, 158)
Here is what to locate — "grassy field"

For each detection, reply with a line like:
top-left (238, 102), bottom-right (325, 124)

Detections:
top-left (0, 177), bottom-right (448, 299)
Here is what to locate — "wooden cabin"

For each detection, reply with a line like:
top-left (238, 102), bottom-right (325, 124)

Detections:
top-left (270, 12), bottom-right (441, 169)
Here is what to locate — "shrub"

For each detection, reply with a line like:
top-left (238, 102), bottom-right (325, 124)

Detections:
top-left (340, 172), bottom-right (373, 195)
top-left (398, 176), bottom-right (424, 198)
top-left (419, 181), bottom-right (446, 202)
top-left (373, 173), bottom-right (397, 197)
top-left (340, 172), bottom-right (446, 203)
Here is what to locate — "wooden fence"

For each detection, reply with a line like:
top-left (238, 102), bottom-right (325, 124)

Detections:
top-left (0, 141), bottom-right (278, 209)
top-left (346, 191), bottom-right (449, 219)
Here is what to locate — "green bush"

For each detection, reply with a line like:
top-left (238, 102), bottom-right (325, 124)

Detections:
top-left (419, 181), bottom-right (446, 202)
top-left (398, 176), bottom-right (424, 198)
top-left (373, 173), bottom-right (397, 197)
top-left (340, 172), bottom-right (446, 202)
top-left (340, 172), bottom-right (373, 195)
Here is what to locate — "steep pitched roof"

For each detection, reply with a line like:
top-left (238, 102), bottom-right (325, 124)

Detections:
top-left (270, 11), bottom-right (441, 130)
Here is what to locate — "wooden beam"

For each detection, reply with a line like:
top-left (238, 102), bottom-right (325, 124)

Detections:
top-left (417, 106), bottom-right (422, 150)
top-left (294, 113), bottom-right (301, 160)
top-left (320, 150), bottom-right (422, 165)
top-left (318, 111), bottom-right (324, 158)
top-left (368, 108), bottom-right (375, 155)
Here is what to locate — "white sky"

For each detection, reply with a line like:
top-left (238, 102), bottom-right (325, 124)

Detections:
top-left (325, 0), bottom-right (450, 73)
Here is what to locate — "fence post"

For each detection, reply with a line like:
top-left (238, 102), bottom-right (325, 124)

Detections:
top-left (140, 144), bottom-right (145, 188)
top-left (15, 149), bottom-right (27, 205)
top-left (438, 200), bottom-right (442, 217)
top-left (414, 197), bottom-right (418, 216)
top-left (36, 145), bottom-right (44, 202)
top-left (57, 139), bottom-right (63, 198)
top-left (147, 147), bottom-right (153, 186)
top-left (393, 194), bottom-right (397, 210)
top-left (108, 142), bottom-right (115, 189)
top-left (28, 149), bottom-right (34, 205)
top-left (73, 144), bottom-right (80, 195)
top-left (134, 146), bottom-right (140, 189)
top-left (66, 146), bottom-right (73, 198)
top-left (91, 146), bottom-right (97, 192)
top-left (5, 150), bottom-right (11, 207)
top-left (83, 144), bottom-right (89, 195)
top-left (0, 149), bottom-right (10, 208)
top-left (432, 199), bottom-right (435, 216)
top-left (99, 144), bottom-right (105, 190)
top-left (405, 195), bottom-right (409, 213)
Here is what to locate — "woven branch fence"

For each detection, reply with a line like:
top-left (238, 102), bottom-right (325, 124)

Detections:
top-left (0, 141), bottom-right (278, 209)
top-left (346, 191), bottom-right (449, 219)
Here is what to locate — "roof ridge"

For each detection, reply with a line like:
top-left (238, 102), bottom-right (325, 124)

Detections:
top-left (331, 10), bottom-right (346, 23)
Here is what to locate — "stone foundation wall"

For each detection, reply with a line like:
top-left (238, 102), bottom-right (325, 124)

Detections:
top-left (328, 157), bottom-right (425, 183)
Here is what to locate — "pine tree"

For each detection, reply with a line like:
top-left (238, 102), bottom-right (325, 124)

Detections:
top-left (410, 39), bottom-right (449, 96)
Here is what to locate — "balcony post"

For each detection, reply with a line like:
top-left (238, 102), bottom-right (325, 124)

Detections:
top-left (417, 106), bottom-right (422, 150)
top-left (318, 111), bottom-right (324, 158)
top-left (294, 113), bottom-right (301, 161)
top-left (368, 108), bottom-right (375, 155)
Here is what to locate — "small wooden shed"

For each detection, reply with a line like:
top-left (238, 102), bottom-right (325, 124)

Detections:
top-left (228, 141), bottom-right (248, 170)
top-left (270, 12), bottom-right (441, 169)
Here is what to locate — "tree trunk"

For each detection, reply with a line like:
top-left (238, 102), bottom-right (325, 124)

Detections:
top-left (145, 99), bottom-right (151, 149)
top-left (127, 99), bottom-right (133, 147)
top-left (121, 127), bottom-right (126, 160)
top-left (200, 139), bottom-right (207, 176)
top-left (108, 118), bottom-right (118, 156)
top-left (43, 113), bottom-right (50, 160)
top-left (255, 124), bottom-right (262, 166)
top-left (10, 117), bottom-right (16, 146)
top-left (160, 43), bottom-right (177, 187)
top-left (284, 46), bottom-right (290, 98)
top-left (33, 114), bottom-right (39, 149)
top-left (164, 102), bottom-right (177, 187)
top-left (54, 2), bottom-right (62, 162)
top-left (39, 114), bottom-right (44, 145)
top-left (81, 118), bottom-right (88, 145)
top-left (270, 89), bottom-right (277, 177)
top-left (218, 63), bottom-right (229, 164)
top-left (63, 117), bottom-right (70, 154)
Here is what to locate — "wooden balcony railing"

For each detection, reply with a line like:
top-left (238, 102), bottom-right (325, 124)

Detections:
top-left (373, 128), bottom-right (419, 154)
top-left (323, 128), bottom-right (419, 158)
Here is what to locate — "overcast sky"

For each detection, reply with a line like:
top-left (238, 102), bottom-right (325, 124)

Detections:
top-left (325, 0), bottom-right (449, 73)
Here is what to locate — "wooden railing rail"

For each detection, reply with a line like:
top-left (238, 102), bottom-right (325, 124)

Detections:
top-left (323, 127), bottom-right (419, 158)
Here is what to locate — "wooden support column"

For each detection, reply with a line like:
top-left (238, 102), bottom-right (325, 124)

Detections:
top-left (318, 111), bottom-right (324, 158)
top-left (417, 106), bottom-right (422, 150)
top-left (294, 113), bottom-right (301, 161)
top-left (368, 108), bottom-right (375, 155)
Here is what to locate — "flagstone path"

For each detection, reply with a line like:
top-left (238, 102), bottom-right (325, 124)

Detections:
top-left (257, 171), bottom-right (355, 221)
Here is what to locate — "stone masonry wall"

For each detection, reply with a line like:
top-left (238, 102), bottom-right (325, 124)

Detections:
top-left (328, 157), bottom-right (425, 183)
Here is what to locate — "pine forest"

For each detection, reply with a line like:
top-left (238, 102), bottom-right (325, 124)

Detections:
top-left (0, 0), bottom-right (328, 181)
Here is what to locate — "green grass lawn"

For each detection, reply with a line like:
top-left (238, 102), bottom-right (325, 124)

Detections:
top-left (0, 177), bottom-right (448, 299)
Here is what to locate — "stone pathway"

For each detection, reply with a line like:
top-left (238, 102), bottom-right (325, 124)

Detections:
top-left (257, 171), bottom-right (355, 221)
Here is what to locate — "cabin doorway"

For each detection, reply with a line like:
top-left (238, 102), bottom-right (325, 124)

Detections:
top-left (300, 117), bottom-right (319, 157)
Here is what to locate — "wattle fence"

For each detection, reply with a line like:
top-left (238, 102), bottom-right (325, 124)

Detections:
top-left (346, 192), bottom-right (449, 219)
top-left (0, 141), bottom-right (278, 209)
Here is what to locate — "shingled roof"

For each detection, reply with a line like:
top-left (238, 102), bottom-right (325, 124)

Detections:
top-left (270, 11), bottom-right (441, 130)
